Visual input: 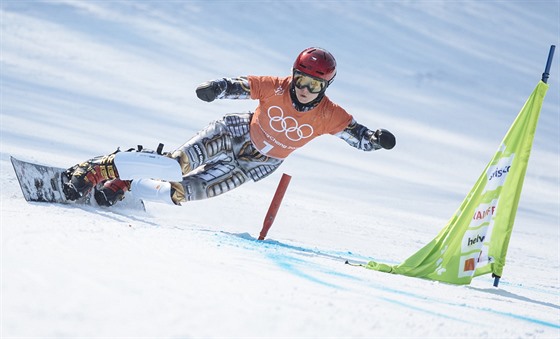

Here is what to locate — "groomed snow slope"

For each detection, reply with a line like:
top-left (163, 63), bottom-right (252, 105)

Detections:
top-left (1, 2), bottom-right (559, 337)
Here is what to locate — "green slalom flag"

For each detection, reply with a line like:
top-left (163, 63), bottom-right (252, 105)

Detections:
top-left (366, 80), bottom-right (549, 285)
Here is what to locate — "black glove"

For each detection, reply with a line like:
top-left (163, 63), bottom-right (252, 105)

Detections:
top-left (373, 129), bottom-right (396, 150)
top-left (196, 80), bottom-right (225, 102)
top-left (94, 179), bottom-right (130, 206)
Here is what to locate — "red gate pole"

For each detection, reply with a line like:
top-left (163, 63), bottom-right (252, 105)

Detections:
top-left (258, 173), bottom-right (292, 240)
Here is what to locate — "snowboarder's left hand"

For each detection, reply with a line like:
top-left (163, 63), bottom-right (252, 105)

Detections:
top-left (372, 129), bottom-right (396, 150)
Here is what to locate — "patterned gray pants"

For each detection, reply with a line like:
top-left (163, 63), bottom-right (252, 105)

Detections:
top-left (170, 113), bottom-right (283, 202)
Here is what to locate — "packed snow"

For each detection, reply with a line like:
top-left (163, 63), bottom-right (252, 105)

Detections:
top-left (1, 1), bottom-right (559, 337)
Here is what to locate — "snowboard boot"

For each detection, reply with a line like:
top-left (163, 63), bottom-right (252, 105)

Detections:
top-left (128, 179), bottom-right (184, 205)
top-left (63, 153), bottom-right (120, 201)
top-left (94, 179), bottom-right (131, 206)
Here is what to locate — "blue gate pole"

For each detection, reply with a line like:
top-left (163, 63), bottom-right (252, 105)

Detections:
top-left (541, 45), bottom-right (556, 84)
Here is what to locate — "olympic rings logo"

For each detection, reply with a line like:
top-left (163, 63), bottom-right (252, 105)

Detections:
top-left (267, 106), bottom-right (313, 141)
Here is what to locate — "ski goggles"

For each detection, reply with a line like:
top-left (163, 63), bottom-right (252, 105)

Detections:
top-left (293, 70), bottom-right (327, 94)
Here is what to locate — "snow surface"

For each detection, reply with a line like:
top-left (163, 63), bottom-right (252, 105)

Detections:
top-left (1, 1), bottom-right (559, 337)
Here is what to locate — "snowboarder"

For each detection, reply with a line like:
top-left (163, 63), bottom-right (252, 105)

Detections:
top-left (63, 47), bottom-right (396, 206)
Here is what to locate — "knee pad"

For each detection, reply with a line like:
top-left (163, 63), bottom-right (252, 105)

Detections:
top-left (114, 152), bottom-right (182, 182)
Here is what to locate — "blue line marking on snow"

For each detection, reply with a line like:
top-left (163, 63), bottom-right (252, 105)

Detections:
top-left (377, 296), bottom-right (478, 324)
top-left (321, 267), bottom-right (363, 281)
top-left (478, 307), bottom-right (560, 328)
top-left (211, 230), bottom-right (559, 328)
top-left (215, 231), bottom-right (363, 288)
top-left (221, 231), bottom-right (373, 264)
top-left (363, 279), bottom-right (559, 329)
top-left (265, 252), bottom-right (343, 289)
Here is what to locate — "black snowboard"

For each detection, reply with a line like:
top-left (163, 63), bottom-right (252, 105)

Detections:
top-left (10, 156), bottom-right (145, 210)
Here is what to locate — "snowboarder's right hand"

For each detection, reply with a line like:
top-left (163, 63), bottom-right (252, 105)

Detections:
top-left (196, 80), bottom-right (225, 102)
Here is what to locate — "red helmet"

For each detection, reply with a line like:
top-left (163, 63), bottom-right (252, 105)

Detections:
top-left (293, 47), bottom-right (337, 85)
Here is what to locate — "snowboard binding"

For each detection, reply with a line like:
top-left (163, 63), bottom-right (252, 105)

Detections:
top-left (63, 151), bottom-right (120, 201)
